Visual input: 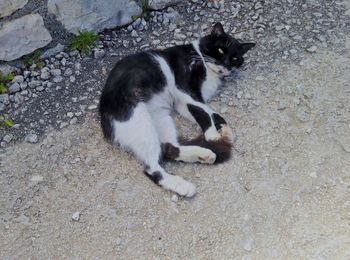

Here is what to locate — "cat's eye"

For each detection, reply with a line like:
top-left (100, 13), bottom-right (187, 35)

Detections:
top-left (232, 57), bottom-right (238, 61)
top-left (218, 48), bottom-right (224, 54)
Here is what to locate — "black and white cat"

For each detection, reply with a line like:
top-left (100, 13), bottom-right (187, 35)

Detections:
top-left (99, 22), bottom-right (255, 197)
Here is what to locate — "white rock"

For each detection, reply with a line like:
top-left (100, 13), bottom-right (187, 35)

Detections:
top-left (40, 43), bottom-right (65, 59)
top-left (0, 64), bottom-right (20, 75)
top-left (171, 194), bottom-right (178, 202)
top-left (306, 46), bottom-right (317, 53)
top-left (72, 211), bottom-right (80, 221)
top-left (64, 68), bottom-right (73, 77)
top-left (243, 238), bottom-right (254, 251)
top-left (25, 133), bottom-right (38, 143)
top-left (88, 104), bottom-right (97, 110)
top-left (53, 76), bottom-right (63, 83)
top-left (0, 14), bottom-right (52, 61)
top-left (309, 172), bottom-right (317, 178)
top-left (0, 0), bottom-right (28, 18)
top-left (48, 0), bottom-right (142, 34)
top-left (8, 82), bottom-right (21, 93)
top-left (148, 0), bottom-right (182, 9)
top-left (51, 69), bottom-right (62, 76)
top-left (12, 75), bottom-right (24, 83)
top-left (3, 134), bottom-right (13, 143)
top-left (30, 175), bottom-right (44, 182)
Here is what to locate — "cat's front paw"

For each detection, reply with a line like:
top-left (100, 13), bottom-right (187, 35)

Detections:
top-left (219, 124), bottom-right (234, 143)
top-left (204, 127), bottom-right (221, 142)
top-left (160, 175), bottom-right (196, 197)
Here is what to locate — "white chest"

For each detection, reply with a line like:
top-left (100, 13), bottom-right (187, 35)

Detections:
top-left (201, 69), bottom-right (222, 102)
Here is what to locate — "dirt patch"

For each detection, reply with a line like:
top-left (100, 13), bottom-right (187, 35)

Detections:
top-left (1, 48), bottom-right (350, 258)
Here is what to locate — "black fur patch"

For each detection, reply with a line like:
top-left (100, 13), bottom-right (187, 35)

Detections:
top-left (154, 45), bottom-right (206, 102)
top-left (199, 22), bottom-right (256, 69)
top-left (187, 104), bottom-right (212, 132)
top-left (161, 143), bottom-right (180, 160)
top-left (99, 52), bottom-right (166, 140)
top-left (212, 113), bottom-right (227, 131)
top-left (144, 170), bottom-right (163, 184)
top-left (180, 135), bottom-right (232, 164)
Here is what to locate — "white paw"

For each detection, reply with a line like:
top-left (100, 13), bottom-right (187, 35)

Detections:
top-left (219, 124), bottom-right (234, 143)
top-left (160, 175), bottom-right (196, 197)
top-left (204, 127), bottom-right (221, 142)
top-left (178, 146), bottom-right (216, 164)
top-left (197, 149), bottom-right (216, 164)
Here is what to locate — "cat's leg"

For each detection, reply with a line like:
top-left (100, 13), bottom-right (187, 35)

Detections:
top-left (174, 95), bottom-right (234, 143)
top-left (112, 103), bottom-right (196, 197)
top-left (152, 114), bottom-right (216, 164)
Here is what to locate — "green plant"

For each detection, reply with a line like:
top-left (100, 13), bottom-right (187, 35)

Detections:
top-left (69, 31), bottom-right (100, 54)
top-left (140, 0), bottom-right (151, 18)
top-left (0, 114), bottom-right (14, 128)
top-left (2, 118), bottom-right (14, 127)
top-left (0, 83), bottom-right (7, 94)
top-left (131, 15), bottom-right (138, 22)
top-left (24, 49), bottom-right (41, 66)
top-left (0, 72), bottom-right (14, 94)
top-left (36, 61), bottom-right (45, 69)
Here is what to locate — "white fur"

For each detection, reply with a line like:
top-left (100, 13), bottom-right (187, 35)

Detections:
top-left (178, 146), bottom-right (216, 164)
top-left (192, 40), bottom-right (225, 102)
top-left (204, 126), bottom-right (222, 141)
top-left (159, 174), bottom-right (196, 197)
top-left (110, 52), bottom-right (227, 196)
top-left (112, 103), bottom-right (162, 171)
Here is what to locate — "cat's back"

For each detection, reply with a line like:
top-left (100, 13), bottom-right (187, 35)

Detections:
top-left (103, 52), bottom-right (165, 93)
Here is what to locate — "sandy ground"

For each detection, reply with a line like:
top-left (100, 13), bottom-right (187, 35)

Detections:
top-left (1, 45), bottom-right (350, 258)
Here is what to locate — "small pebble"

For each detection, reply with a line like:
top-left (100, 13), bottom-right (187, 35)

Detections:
top-left (243, 238), bottom-right (254, 251)
top-left (30, 175), bottom-right (44, 182)
top-left (306, 46), bottom-right (317, 53)
top-left (88, 104), bottom-right (97, 110)
top-left (171, 194), bottom-right (178, 202)
top-left (25, 133), bottom-right (38, 143)
top-left (72, 211), bottom-right (80, 221)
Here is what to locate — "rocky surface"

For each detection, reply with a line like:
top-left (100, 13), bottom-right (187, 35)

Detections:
top-left (47, 0), bottom-right (142, 34)
top-left (0, 14), bottom-right (52, 61)
top-left (0, 0), bottom-right (350, 258)
top-left (149, 0), bottom-right (182, 9)
top-left (1, 0), bottom-right (349, 144)
top-left (0, 0), bottom-right (28, 18)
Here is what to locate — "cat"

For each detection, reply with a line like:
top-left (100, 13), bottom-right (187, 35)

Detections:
top-left (99, 22), bottom-right (255, 197)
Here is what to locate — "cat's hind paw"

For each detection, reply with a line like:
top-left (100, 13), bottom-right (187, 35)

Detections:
top-left (198, 150), bottom-right (216, 164)
top-left (177, 146), bottom-right (216, 164)
top-left (219, 124), bottom-right (234, 143)
top-left (160, 175), bottom-right (196, 197)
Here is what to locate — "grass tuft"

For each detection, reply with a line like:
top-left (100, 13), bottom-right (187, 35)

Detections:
top-left (69, 31), bottom-right (100, 54)
top-left (24, 49), bottom-right (42, 67)
top-left (140, 0), bottom-right (151, 18)
top-left (0, 114), bottom-right (14, 128)
top-left (0, 72), bottom-right (14, 94)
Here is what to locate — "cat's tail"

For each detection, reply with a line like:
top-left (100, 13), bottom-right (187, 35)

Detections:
top-left (180, 135), bottom-right (232, 164)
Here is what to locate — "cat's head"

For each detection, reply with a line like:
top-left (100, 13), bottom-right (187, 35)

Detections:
top-left (199, 22), bottom-right (255, 76)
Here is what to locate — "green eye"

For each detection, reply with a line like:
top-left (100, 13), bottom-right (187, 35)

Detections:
top-left (218, 48), bottom-right (224, 54)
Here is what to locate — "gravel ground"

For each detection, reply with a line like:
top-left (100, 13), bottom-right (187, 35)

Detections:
top-left (1, 0), bottom-right (350, 258)
top-left (1, 0), bottom-right (349, 145)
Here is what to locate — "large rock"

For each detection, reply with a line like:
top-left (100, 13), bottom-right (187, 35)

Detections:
top-left (148, 0), bottom-right (182, 9)
top-left (47, 0), bottom-right (142, 34)
top-left (0, 0), bottom-right (28, 18)
top-left (0, 14), bottom-right (52, 61)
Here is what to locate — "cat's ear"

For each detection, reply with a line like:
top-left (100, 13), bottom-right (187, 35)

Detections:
top-left (240, 42), bottom-right (256, 53)
top-left (211, 22), bottom-right (225, 37)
